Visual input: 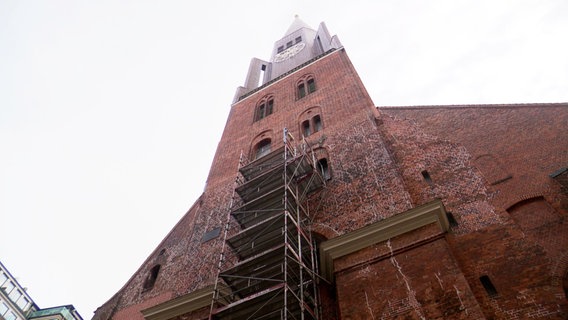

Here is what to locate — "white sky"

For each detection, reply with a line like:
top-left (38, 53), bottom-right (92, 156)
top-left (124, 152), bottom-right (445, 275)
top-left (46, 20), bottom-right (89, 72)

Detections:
top-left (1, 0), bottom-right (567, 318)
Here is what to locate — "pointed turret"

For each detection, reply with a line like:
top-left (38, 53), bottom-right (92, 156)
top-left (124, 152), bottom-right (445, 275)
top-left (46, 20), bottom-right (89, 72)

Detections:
top-left (234, 16), bottom-right (343, 102)
top-left (283, 14), bottom-right (313, 36)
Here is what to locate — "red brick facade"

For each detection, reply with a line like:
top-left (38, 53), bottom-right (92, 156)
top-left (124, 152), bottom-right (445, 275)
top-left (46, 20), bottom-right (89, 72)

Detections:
top-left (92, 46), bottom-right (567, 319)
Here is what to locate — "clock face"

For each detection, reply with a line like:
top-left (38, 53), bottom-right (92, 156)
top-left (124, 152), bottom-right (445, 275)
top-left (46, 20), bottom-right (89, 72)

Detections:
top-left (274, 42), bottom-right (306, 63)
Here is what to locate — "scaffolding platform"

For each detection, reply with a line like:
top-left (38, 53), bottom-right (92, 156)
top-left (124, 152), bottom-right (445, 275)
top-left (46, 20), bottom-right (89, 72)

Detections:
top-left (210, 133), bottom-right (324, 320)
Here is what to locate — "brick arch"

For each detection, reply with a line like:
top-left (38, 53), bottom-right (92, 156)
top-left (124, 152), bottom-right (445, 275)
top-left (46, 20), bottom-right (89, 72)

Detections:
top-left (310, 223), bottom-right (341, 240)
top-left (295, 73), bottom-right (316, 86)
top-left (253, 93), bottom-right (275, 122)
top-left (506, 195), bottom-right (560, 231)
top-left (295, 73), bottom-right (317, 99)
top-left (249, 130), bottom-right (274, 160)
top-left (298, 106), bottom-right (323, 122)
top-left (298, 106), bottom-right (324, 138)
top-left (505, 194), bottom-right (546, 213)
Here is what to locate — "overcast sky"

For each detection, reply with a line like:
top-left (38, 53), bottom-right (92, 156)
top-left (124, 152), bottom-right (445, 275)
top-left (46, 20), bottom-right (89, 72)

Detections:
top-left (1, 0), bottom-right (567, 318)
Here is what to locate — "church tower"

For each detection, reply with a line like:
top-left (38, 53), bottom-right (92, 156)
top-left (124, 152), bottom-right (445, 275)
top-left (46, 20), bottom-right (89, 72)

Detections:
top-left (93, 16), bottom-right (568, 320)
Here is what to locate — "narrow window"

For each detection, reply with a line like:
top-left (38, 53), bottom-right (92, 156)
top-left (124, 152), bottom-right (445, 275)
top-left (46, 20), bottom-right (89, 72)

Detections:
top-left (143, 265), bottom-right (161, 291)
top-left (318, 158), bottom-right (331, 180)
top-left (254, 96), bottom-right (274, 122)
top-left (421, 170), bottom-right (432, 184)
top-left (480, 275), bottom-right (498, 297)
top-left (307, 78), bottom-right (316, 93)
top-left (258, 104), bottom-right (265, 120)
top-left (298, 83), bottom-right (306, 99)
top-left (286, 41), bottom-right (293, 48)
top-left (313, 115), bottom-right (322, 132)
top-left (255, 139), bottom-right (271, 159)
top-left (302, 120), bottom-right (311, 137)
top-left (266, 99), bottom-right (273, 116)
top-left (277, 46), bottom-right (284, 53)
top-left (295, 36), bottom-right (302, 44)
top-left (446, 211), bottom-right (458, 227)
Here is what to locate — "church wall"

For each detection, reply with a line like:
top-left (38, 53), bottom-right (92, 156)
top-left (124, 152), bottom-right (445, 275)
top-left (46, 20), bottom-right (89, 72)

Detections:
top-left (380, 105), bottom-right (568, 318)
top-left (92, 20), bottom-right (568, 318)
top-left (333, 224), bottom-right (485, 319)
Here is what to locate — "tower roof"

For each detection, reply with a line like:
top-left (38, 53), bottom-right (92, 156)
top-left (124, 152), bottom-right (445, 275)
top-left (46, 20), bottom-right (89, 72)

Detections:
top-left (284, 15), bottom-right (313, 36)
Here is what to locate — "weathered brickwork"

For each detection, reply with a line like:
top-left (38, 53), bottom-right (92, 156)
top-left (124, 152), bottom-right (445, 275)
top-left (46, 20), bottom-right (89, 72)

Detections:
top-left (93, 34), bottom-right (567, 320)
top-left (334, 224), bottom-right (485, 319)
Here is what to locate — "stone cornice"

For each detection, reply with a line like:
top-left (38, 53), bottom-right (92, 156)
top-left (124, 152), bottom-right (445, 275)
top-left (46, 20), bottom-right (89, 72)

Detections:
top-left (318, 199), bottom-right (449, 281)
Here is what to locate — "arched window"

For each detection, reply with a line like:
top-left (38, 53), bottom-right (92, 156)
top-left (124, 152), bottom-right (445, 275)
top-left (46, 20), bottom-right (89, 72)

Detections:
top-left (254, 96), bottom-right (274, 122)
top-left (307, 78), bottom-right (316, 93)
top-left (255, 139), bottom-right (272, 159)
top-left (313, 115), bottom-right (322, 132)
top-left (302, 120), bottom-right (311, 137)
top-left (300, 114), bottom-right (323, 138)
top-left (297, 76), bottom-right (316, 99)
top-left (317, 158), bottom-right (331, 180)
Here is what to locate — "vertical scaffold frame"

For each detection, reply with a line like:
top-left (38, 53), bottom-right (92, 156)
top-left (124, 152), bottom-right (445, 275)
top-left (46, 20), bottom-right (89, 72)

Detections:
top-left (209, 128), bottom-right (325, 320)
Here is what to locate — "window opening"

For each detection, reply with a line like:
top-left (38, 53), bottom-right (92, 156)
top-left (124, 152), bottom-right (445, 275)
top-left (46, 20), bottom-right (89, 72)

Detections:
top-left (267, 99), bottom-right (273, 115)
top-left (286, 41), bottom-right (293, 48)
top-left (318, 158), bottom-right (331, 180)
top-left (307, 78), bottom-right (316, 93)
top-left (421, 170), bottom-right (432, 184)
top-left (302, 120), bottom-right (311, 137)
top-left (295, 36), bottom-right (302, 44)
top-left (313, 115), bottom-right (322, 132)
top-left (255, 139), bottom-right (271, 159)
top-left (258, 104), bottom-right (265, 120)
top-left (277, 46), bottom-right (284, 53)
top-left (446, 211), bottom-right (458, 227)
top-left (258, 64), bottom-right (266, 87)
top-left (255, 97), bottom-right (274, 122)
top-left (143, 265), bottom-right (161, 291)
top-left (480, 275), bottom-right (498, 297)
top-left (297, 76), bottom-right (316, 99)
top-left (298, 83), bottom-right (306, 99)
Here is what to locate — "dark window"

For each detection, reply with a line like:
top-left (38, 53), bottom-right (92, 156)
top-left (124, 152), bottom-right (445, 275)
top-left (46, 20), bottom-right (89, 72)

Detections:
top-left (446, 211), bottom-right (458, 227)
top-left (286, 41), bottom-right (293, 48)
top-left (267, 99), bottom-right (273, 115)
top-left (302, 120), bottom-right (311, 137)
top-left (255, 139), bottom-right (271, 159)
top-left (255, 97), bottom-right (274, 122)
top-left (295, 36), bottom-right (302, 44)
top-left (298, 83), bottom-right (306, 99)
top-left (421, 170), bottom-right (432, 184)
top-left (277, 46), bottom-right (284, 53)
top-left (480, 275), bottom-right (498, 297)
top-left (307, 78), bottom-right (316, 93)
top-left (258, 104), bottom-right (265, 119)
top-left (297, 77), bottom-right (316, 99)
top-left (313, 115), bottom-right (322, 132)
top-left (318, 158), bottom-right (331, 180)
top-left (143, 265), bottom-right (161, 291)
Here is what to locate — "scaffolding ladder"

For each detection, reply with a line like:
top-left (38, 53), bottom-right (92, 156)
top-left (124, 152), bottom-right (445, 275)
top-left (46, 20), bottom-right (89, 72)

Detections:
top-left (210, 128), bottom-right (325, 319)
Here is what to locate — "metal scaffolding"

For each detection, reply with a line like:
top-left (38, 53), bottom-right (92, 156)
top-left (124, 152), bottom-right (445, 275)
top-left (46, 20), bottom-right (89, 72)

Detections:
top-left (210, 128), bottom-right (325, 320)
